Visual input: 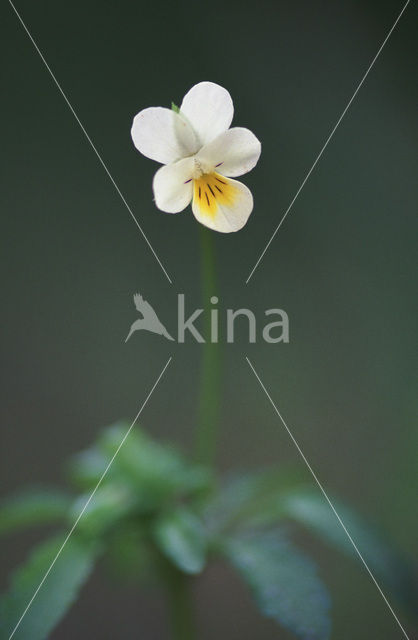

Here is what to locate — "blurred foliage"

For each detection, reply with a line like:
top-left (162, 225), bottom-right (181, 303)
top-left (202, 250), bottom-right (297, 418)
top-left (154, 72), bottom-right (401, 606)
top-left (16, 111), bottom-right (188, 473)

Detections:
top-left (0, 422), bottom-right (416, 640)
top-left (0, 490), bottom-right (71, 536)
top-left (0, 536), bottom-right (98, 640)
top-left (154, 507), bottom-right (208, 575)
top-left (223, 530), bottom-right (331, 640)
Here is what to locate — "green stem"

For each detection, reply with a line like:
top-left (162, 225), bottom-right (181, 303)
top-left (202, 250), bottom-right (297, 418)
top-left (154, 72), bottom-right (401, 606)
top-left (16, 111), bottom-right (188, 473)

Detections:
top-left (195, 226), bottom-right (221, 466)
top-left (165, 569), bottom-right (196, 640)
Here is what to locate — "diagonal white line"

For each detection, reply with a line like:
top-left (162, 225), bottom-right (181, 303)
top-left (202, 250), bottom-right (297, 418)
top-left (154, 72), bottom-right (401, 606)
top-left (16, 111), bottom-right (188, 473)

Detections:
top-left (246, 356), bottom-right (411, 639)
top-left (8, 0), bottom-right (173, 285)
top-left (7, 357), bottom-right (172, 640)
top-left (246, 0), bottom-right (411, 284)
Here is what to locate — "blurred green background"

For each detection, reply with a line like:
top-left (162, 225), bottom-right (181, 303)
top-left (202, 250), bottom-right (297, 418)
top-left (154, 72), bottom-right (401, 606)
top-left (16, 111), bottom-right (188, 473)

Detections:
top-left (1, 0), bottom-right (416, 638)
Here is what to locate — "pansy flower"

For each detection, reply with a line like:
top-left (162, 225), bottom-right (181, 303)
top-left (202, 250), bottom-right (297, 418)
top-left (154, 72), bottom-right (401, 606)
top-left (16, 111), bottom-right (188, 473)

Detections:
top-left (131, 81), bottom-right (261, 233)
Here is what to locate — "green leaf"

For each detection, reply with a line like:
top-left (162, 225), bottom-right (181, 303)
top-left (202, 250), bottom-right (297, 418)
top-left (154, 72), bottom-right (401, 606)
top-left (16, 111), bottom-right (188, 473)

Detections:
top-left (68, 485), bottom-right (133, 537)
top-left (96, 424), bottom-right (185, 491)
top-left (204, 467), bottom-right (305, 534)
top-left (171, 101), bottom-right (180, 113)
top-left (282, 488), bottom-right (417, 610)
top-left (70, 424), bottom-right (213, 508)
top-left (67, 448), bottom-right (108, 490)
top-left (0, 535), bottom-right (99, 640)
top-left (223, 530), bottom-right (331, 640)
top-left (153, 508), bottom-right (207, 575)
top-left (0, 489), bottom-right (71, 536)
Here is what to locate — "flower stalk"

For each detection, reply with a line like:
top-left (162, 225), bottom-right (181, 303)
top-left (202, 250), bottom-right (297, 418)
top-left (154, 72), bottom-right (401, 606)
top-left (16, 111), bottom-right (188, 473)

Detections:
top-left (195, 226), bottom-right (221, 466)
top-left (165, 568), bottom-right (196, 640)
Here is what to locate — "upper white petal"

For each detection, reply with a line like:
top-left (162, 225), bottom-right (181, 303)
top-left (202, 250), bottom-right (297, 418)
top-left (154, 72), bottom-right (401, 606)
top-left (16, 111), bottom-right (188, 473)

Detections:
top-left (152, 157), bottom-right (194, 213)
top-left (196, 127), bottom-right (261, 177)
top-left (131, 107), bottom-right (199, 164)
top-left (192, 177), bottom-right (253, 233)
top-left (180, 82), bottom-right (233, 147)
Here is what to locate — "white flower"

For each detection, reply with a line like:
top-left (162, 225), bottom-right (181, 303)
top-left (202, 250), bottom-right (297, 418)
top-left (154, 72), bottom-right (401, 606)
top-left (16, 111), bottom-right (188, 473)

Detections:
top-left (131, 81), bottom-right (261, 233)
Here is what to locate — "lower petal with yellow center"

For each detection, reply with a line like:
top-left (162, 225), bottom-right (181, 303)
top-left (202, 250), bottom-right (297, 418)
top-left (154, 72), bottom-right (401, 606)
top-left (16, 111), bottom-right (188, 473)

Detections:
top-left (192, 172), bottom-right (253, 233)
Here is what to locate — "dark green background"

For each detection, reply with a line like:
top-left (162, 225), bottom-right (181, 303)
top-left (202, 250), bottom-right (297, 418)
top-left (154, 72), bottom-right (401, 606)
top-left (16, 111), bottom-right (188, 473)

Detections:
top-left (1, 0), bottom-right (416, 638)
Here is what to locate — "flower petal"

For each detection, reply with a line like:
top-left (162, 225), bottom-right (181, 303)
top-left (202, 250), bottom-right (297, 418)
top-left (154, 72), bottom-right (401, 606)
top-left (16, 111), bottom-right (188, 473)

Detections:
top-left (153, 157), bottom-right (195, 213)
top-left (131, 107), bottom-right (199, 164)
top-left (196, 127), bottom-right (261, 177)
top-left (192, 173), bottom-right (253, 233)
top-left (180, 82), bottom-right (233, 146)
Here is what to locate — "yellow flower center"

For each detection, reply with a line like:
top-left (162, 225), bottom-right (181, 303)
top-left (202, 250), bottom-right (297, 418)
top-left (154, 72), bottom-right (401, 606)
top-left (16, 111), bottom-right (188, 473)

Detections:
top-left (193, 172), bottom-right (237, 217)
